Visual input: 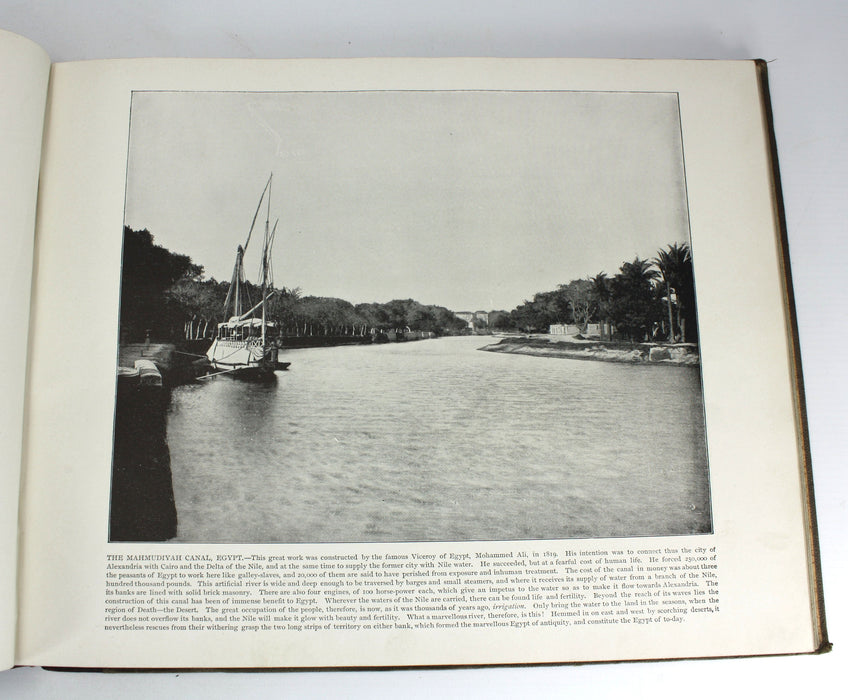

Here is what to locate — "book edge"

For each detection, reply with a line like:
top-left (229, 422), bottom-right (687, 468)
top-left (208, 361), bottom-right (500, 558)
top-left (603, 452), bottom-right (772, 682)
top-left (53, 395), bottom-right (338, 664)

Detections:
top-left (754, 58), bottom-right (830, 654)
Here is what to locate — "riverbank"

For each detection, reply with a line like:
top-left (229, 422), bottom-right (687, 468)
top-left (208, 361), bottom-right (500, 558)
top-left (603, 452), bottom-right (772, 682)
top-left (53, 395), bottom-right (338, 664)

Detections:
top-left (479, 336), bottom-right (699, 365)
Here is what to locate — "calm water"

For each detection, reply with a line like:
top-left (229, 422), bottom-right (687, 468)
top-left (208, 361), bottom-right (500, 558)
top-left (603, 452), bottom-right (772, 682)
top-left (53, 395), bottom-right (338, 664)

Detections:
top-left (167, 336), bottom-right (711, 542)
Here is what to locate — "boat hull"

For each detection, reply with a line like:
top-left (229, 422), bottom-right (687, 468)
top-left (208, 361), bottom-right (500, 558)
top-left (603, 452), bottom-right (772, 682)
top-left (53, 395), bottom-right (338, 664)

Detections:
top-left (206, 338), bottom-right (281, 378)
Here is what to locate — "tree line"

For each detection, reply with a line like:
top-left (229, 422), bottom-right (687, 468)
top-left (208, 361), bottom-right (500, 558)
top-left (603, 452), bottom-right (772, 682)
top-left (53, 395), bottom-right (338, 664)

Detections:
top-left (119, 227), bottom-right (468, 342)
top-left (119, 227), bottom-right (696, 345)
top-left (490, 243), bottom-right (697, 343)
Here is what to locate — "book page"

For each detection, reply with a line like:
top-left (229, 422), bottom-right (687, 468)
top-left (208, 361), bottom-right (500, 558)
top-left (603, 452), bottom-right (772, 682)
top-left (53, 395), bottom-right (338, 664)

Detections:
top-left (17, 57), bottom-right (819, 667)
top-left (0, 30), bottom-right (50, 670)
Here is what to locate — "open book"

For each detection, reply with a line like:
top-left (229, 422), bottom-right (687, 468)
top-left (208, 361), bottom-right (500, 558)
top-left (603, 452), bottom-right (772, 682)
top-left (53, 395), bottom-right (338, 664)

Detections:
top-left (1, 28), bottom-right (827, 669)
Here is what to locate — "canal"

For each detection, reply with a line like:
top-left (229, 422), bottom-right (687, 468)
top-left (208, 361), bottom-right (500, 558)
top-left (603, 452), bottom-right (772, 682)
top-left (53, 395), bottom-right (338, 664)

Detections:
top-left (166, 335), bottom-right (711, 543)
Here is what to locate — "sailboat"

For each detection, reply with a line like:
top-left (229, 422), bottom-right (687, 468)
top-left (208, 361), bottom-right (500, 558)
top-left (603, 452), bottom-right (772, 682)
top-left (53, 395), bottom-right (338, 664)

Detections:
top-left (204, 174), bottom-right (290, 378)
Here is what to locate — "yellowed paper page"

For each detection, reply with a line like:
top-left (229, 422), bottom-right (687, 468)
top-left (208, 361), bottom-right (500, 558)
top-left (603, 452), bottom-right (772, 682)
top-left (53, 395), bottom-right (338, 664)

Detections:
top-left (0, 30), bottom-right (50, 670)
top-left (18, 58), bottom-right (817, 668)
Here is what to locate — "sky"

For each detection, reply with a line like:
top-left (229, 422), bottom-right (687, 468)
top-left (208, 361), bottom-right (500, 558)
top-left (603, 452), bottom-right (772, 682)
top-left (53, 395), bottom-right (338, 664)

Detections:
top-left (123, 89), bottom-right (690, 312)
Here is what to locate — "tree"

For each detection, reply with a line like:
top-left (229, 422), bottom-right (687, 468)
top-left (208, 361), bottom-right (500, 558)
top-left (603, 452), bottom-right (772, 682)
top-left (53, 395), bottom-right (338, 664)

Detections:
top-left (120, 227), bottom-right (203, 341)
top-left (589, 272), bottom-right (612, 339)
top-left (267, 286), bottom-right (302, 335)
top-left (608, 257), bottom-right (660, 341)
top-left (165, 278), bottom-right (226, 339)
top-left (433, 306), bottom-right (469, 334)
top-left (559, 279), bottom-right (593, 332)
top-left (491, 244), bottom-right (698, 344)
top-left (654, 242), bottom-right (695, 342)
top-left (509, 298), bottom-right (546, 333)
top-left (291, 296), bottom-right (364, 336)
top-left (488, 310), bottom-right (514, 332)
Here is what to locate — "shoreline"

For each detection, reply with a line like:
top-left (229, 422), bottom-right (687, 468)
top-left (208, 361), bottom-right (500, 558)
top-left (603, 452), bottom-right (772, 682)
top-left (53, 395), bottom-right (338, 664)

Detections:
top-left (478, 336), bottom-right (700, 366)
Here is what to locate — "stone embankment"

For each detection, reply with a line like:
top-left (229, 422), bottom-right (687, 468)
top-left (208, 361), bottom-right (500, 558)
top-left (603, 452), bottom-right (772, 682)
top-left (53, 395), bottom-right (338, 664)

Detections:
top-left (479, 336), bottom-right (699, 365)
top-left (111, 343), bottom-right (181, 542)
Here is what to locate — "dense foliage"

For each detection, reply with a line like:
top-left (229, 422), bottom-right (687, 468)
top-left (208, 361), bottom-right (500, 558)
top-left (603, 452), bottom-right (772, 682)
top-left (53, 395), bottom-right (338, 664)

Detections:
top-left (496, 243), bottom-right (697, 343)
top-left (120, 227), bottom-right (203, 341)
top-left (120, 227), bottom-right (697, 344)
top-left (119, 227), bottom-right (468, 342)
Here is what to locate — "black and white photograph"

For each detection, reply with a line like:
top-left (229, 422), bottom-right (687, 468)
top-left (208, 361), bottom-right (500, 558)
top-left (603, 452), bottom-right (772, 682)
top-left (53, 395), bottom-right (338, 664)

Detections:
top-left (4, 0), bottom-right (846, 695)
top-left (110, 89), bottom-right (710, 543)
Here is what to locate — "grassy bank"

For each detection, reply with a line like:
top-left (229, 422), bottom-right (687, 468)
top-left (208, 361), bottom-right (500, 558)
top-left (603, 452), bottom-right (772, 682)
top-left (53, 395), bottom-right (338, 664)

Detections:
top-left (479, 336), bottom-right (699, 365)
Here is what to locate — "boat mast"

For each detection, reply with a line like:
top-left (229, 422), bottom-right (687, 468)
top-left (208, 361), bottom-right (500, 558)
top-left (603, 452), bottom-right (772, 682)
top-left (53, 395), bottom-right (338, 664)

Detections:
top-left (262, 174), bottom-right (272, 347)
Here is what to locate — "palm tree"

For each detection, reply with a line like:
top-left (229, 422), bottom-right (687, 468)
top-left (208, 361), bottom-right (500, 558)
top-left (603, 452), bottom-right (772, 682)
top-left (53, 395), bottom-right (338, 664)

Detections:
top-left (654, 243), bottom-right (692, 342)
top-left (609, 257), bottom-right (660, 341)
top-left (654, 247), bottom-right (677, 341)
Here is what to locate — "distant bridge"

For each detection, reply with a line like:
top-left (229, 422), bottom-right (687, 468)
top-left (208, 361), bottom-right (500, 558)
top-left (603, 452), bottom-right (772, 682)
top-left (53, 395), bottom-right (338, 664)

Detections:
top-left (455, 310), bottom-right (489, 330)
